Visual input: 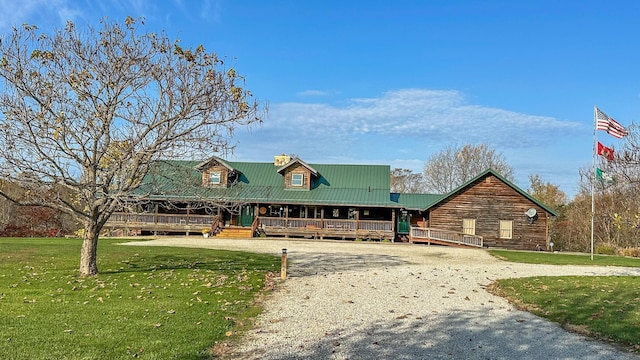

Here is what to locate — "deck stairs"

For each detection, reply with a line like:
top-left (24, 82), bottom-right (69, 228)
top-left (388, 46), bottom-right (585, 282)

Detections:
top-left (214, 226), bottom-right (254, 239)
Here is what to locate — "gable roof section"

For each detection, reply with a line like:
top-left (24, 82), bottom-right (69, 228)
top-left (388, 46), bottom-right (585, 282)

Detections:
top-left (134, 159), bottom-right (400, 207)
top-left (194, 156), bottom-right (235, 172)
top-left (424, 168), bottom-right (558, 216)
top-left (277, 157), bottom-right (319, 176)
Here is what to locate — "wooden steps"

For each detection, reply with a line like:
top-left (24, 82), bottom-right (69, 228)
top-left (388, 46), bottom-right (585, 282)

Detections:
top-left (215, 227), bottom-right (253, 239)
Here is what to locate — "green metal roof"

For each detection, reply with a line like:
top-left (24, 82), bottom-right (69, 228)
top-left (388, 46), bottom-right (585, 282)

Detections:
top-left (391, 193), bottom-right (443, 210)
top-left (134, 159), bottom-right (401, 207)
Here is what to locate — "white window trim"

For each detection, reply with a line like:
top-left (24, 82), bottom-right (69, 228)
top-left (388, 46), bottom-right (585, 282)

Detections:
top-left (291, 173), bottom-right (304, 187)
top-left (210, 171), bottom-right (221, 185)
top-left (499, 220), bottom-right (513, 239)
top-left (462, 218), bottom-right (476, 235)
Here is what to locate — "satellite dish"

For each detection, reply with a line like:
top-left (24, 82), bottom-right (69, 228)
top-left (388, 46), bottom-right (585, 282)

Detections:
top-left (526, 208), bottom-right (537, 218)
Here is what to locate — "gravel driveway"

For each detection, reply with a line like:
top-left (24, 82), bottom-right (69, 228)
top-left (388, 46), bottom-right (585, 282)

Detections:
top-left (125, 237), bottom-right (640, 359)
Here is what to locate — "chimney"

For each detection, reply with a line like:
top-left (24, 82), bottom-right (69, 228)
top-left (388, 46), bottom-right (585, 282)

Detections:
top-left (274, 154), bottom-right (291, 166)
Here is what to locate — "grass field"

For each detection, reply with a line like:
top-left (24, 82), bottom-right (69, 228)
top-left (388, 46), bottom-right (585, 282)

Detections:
top-left (0, 238), bottom-right (280, 360)
top-left (491, 276), bottom-right (640, 348)
top-left (488, 250), bottom-right (640, 350)
top-left (489, 249), bottom-right (640, 267)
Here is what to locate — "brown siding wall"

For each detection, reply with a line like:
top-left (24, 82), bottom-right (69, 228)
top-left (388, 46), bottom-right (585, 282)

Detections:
top-left (283, 164), bottom-right (311, 190)
top-left (428, 175), bottom-right (549, 250)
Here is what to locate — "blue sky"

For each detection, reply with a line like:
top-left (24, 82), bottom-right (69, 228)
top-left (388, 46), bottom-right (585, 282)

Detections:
top-left (1, 0), bottom-right (639, 198)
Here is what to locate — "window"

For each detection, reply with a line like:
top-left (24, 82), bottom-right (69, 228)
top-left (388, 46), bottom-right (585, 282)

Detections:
top-left (209, 171), bottom-right (221, 185)
top-left (291, 173), bottom-right (303, 187)
top-left (462, 219), bottom-right (476, 235)
top-left (499, 220), bottom-right (513, 239)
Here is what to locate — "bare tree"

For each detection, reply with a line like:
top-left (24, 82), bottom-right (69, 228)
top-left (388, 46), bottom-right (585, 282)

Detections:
top-left (0, 18), bottom-right (264, 276)
top-left (613, 122), bottom-right (640, 185)
top-left (422, 143), bottom-right (514, 193)
top-left (390, 168), bottom-right (425, 193)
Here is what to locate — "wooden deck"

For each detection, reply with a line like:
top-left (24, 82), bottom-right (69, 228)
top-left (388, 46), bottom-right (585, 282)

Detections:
top-left (105, 213), bottom-right (216, 236)
top-left (105, 213), bottom-right (395, 240)
top-left (410, 227), bottom-right (484, 248)
top-left (256, 217), bottom-right (394, 240)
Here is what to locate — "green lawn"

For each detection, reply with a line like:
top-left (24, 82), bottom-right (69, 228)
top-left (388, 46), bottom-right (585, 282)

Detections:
top-left (488, 250), bottom-right (640, 349)
top-left (492, 276), bottom-right (640, 347)
top-left (489, 249), bottom-right (640, 267)
top-left (0, 238), bottom-right (280, 360)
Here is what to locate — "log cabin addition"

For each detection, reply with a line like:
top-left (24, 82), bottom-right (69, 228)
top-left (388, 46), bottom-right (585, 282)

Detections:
top-left (105, 156), bottom-right (556, 250)
top-left (408, 169), bottom-right (557, 250)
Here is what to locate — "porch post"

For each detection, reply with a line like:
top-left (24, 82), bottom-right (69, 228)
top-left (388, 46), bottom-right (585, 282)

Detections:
top-left (320, 208), bottom-right (325, 240)
top-left (285, 205), bottom-right (289, 238)
top-left (186, 204), bottom-right (190, 237)
top-left (391, 209), bottom-right (396, 242)
top-left (154, 203), bottom-right (158, 237)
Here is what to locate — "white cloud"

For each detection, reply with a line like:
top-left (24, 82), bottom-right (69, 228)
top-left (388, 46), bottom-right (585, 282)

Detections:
top-left (265, 89), bottom-right (582, 145)
top-left (296, 89), bottom-right (331, 97)
top-left (199, 0), bottom-right (222, 21)
top-left (233, 88), bottom-right (587, 197)
top-left (0, 0), bottom-right (88, 32)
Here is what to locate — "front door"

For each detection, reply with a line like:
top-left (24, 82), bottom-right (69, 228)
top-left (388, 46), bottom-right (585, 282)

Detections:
top-left (397, 210), bottom-right (410, 234)
top-left (240, 205), bottom-right (255, 227)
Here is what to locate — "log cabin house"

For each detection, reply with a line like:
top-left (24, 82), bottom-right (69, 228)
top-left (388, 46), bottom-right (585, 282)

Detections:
top-left (105, 155), bottom-right (557, 250)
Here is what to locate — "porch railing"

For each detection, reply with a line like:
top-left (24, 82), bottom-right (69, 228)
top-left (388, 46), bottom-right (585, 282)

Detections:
top-left (410, 227), bottom-right (483, 248)
top-left (107, 213), bottom-right (215, 227)
top-left (256, 217), bottom-right (392, 232)
top-left (106, 213), bottom-right (394, 235)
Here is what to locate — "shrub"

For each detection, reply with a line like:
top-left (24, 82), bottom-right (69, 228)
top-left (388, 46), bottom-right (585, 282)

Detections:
top-left (618, 247), bottom-right (640, 258)
top-left (595, 242), bottom-right (617, 255)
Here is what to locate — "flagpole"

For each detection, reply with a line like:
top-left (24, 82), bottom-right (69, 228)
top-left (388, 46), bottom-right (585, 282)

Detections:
top-left (591, 105), bottom-right (596, 261)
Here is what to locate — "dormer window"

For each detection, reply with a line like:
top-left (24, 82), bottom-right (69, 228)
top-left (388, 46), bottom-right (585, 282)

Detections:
top-left (210, 171), bottom-right (221, 185)
top-left (291, 173), bottom-right (304, 187)
top-left (196, 156), bottom-right (236, 188)
top-left (277, 158), bottom-right (318, 190)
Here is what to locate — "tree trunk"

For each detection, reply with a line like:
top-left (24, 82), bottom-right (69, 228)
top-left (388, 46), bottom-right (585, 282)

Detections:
top-left (79, 221), bottom-right (100, 276)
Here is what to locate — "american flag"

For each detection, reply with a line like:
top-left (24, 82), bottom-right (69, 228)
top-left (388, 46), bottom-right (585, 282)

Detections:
top-left (596, 107), bottom-right (628, 139)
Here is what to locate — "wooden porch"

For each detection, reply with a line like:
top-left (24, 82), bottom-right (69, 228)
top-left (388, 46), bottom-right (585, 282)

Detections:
top-left (410, 227), bottom-right (484, 248)
top-left (256, 217), bottom-right (394, 241)
top-left (104, 212), bottom-right (395, 240)
top-left (104, 212), bottom-right (482, 247)
top-left (105, 213), bottom-right (216, 236)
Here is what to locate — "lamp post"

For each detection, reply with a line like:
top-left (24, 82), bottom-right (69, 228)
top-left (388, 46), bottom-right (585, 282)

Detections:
top-left (281, 248), bottom-right (287, 279)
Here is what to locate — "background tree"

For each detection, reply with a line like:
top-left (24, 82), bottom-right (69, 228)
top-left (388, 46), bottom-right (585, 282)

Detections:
top-left (528, 174), bottom-right (567, 250)
top-left (0, 18), bottom-right (263, 276)
top-left (555, 157), bottom-right (640, 253)
top-left (527, 174), bottom-right (567, 212)
top-left (390, 168), bottom-right (425, 193)
top-left (422, 143), bottom-right (514, 193)
top-left (613, 122), bottom-right (640, 184)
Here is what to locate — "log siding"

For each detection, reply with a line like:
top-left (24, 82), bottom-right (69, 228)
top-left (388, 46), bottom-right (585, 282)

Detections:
top-left (201, 165), bottom-right (229, 187)
top-left (427, 174), bottom-right (549, 250)
top-left (283, 164), bottom-right (311, 190)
